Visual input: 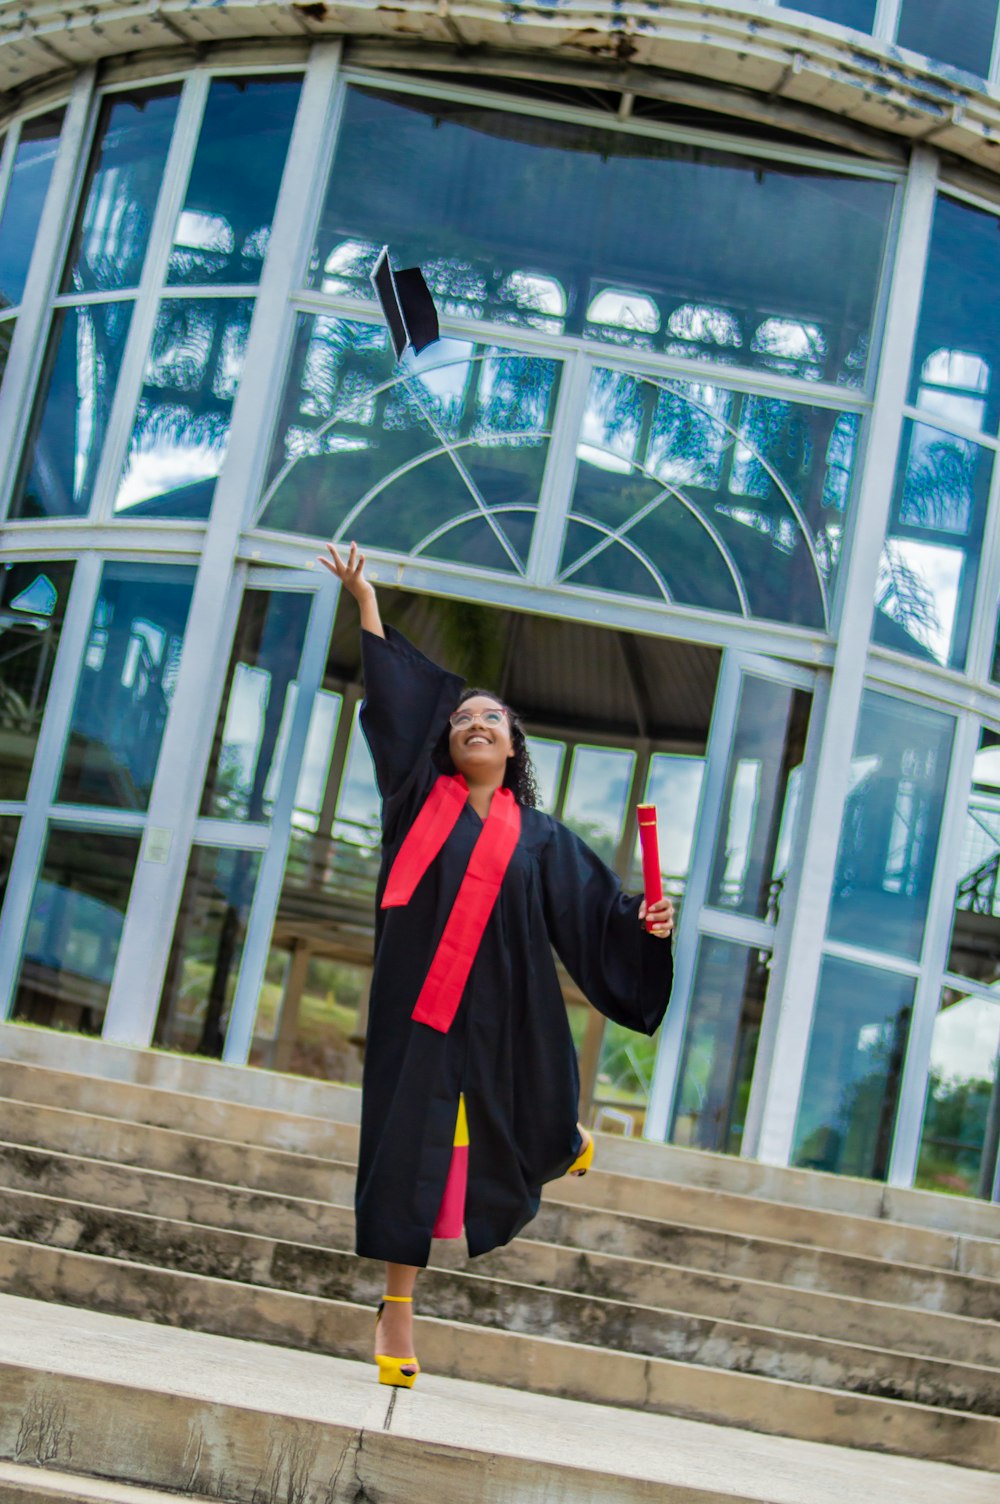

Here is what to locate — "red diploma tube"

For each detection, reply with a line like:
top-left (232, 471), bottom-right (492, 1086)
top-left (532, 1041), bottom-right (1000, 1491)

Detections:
top-left (637, 804), bottom-right (662, 932)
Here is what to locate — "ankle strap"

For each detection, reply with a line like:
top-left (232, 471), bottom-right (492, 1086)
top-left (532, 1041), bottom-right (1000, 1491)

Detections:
top-left (382, 1294), bottom-right (413, 1303)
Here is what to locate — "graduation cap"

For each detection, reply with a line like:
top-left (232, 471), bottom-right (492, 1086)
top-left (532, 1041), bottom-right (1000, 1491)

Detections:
top-left (370, 245), bottom-right (440, 361)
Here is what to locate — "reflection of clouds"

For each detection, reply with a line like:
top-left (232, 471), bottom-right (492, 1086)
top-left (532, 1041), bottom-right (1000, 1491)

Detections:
top-left (884, 537), bottom-right (961, 664)
top-left (291, 689), bottom-right (340, 830)
top-left (642, 756), bottom-right (705, 876)
top-left (525, 736), bottom-right (564, 813)
top-left (116, 428), bottom-right (226, 512)
top-left (564, 746), bottom-right (634, 841)
top-left (930, 993), bottom-right (1000, 1086)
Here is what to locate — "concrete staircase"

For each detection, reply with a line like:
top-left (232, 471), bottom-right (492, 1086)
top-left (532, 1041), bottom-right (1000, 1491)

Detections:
top-left (0, 1028), bottom-right (998, 1500)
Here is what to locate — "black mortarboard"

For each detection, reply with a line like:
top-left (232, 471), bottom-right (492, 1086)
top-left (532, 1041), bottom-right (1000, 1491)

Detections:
top-left (370, 246), bottom-right (440, 361)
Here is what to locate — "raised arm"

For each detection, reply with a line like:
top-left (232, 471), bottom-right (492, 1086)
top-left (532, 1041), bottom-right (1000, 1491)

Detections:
top-left (318, 541), bottom-right (384, 637)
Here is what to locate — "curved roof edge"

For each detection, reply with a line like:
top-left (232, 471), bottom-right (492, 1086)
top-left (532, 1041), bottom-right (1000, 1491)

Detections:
top-left (2, 0), bottom-right (1000, 175)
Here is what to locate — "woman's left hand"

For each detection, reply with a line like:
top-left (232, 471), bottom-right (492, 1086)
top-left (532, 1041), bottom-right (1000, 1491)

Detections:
top-left (639, 897), bottom-right (674, 938)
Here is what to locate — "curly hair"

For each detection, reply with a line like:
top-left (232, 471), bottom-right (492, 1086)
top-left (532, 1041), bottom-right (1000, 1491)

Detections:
top-left (433, 687), bottom-right (540, 809)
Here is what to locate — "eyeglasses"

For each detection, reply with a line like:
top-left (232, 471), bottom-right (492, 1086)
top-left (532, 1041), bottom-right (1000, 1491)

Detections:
top-left (449, 707), bottom-right (508, 730)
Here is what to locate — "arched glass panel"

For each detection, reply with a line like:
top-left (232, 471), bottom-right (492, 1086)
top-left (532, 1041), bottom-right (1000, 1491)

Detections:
top-left (62, 85), bottom-right (181, 295)
top-left (115, 297), bottom-right (254, 519)
top-left (311, 85), bottom-right (894, 385)
top-left (873, 419), bottom-right (993, 670)
top-left (10, 301), bottom-right (133, 519)
top-left (827, 691), bottom-right (954, 960)
top-left (792, 956), bottom-right (914, 1180)
top-left (0, 110), bottom-right (63, 310)
top-left (167, 76), bottom-right (301, 287)
top-left (257, 316), bottom-right (560, 574)
top-left (560, 366), bottom-right (858, 628)
top-left (897, 0), bottom-right (998, 78)
top-left (911, 196), bottom-right (1000, 436)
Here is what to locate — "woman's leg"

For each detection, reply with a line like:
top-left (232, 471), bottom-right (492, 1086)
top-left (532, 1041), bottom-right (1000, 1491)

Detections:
top-left (375, 1262), bottom-right (419, 1357)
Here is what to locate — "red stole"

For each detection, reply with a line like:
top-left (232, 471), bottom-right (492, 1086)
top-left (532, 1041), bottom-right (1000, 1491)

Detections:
top-left (381, 774), bottom-right (521, 1033)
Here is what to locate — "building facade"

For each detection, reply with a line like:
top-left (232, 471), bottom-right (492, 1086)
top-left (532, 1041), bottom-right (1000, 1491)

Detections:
top-left (1, 0), bottom-right (999, 1201)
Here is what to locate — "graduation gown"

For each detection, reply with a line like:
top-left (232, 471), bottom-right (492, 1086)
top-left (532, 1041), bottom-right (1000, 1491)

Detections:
top-left (355, 627), bottom-right (674, 1267)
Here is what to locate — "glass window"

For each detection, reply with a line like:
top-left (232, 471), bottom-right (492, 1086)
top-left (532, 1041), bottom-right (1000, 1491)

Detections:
top-left (115, 297), bottom-right (254, 519)
top-left (311, 87), bottom-right (893, 386)
top-left (63, 85), bottom-right (181, 295)
top-left (707, 677), bottom-right (811, 922)
top-left (873, 419), bottom-right (992, 670)
top-left (828, 691), bottom-right (954, 960)
top-left (792, 956), bottom-right (913, 1180)
top-left (911, 196), bottom-right (1000, 436)
top-left (947, 729), bottom-right (1000, 986)
top-left (153, 844), bottom-right (261, 1058)
top-left (0, 315), bottom-right (13, 394)
top-left (897, 0), bottom-right (998, 77)
top-left (0, 815), bottom-right (19, 925)
top-left (561, 746), bottom-right (635, 865)
top-left (167, 76), bottom-right (301, 287)
top-left (10, 301), bottom-right (133, 519)
top-left (525, 736), bottom-right (565, 814)
top-left (11, 825), bottom-right (141, 1033)
top-left (561, 368), bottom-right (857, 628)
top-left (257, 316), bottom-right (560, 572)
top-left (200, 589), bottom-right (312, 823)
top-left (58, 564), bottom-right (195, 810)
top-left (333, 705), bottom-right (380, 842)
top-left (781, 0), bottom-right (876, 28)
top-left (0, 560), bottom-right (75, 800)
top-left (671, 937), bottom-right (771, 1155)
top-left (628, 754), bottom-right (705, 904)
top-left (0, 110), bottom-right (63, 310)
top-left (916, 987), bottom-right (999, 1199)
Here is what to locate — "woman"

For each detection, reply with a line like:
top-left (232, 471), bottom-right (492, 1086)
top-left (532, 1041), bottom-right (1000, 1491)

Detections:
top-left (319, 543), bottom-right (675, 1387)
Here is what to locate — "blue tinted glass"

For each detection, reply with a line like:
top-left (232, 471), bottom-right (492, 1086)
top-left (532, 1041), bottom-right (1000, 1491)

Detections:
top-left (11, 301), bottom-right (133, 519)
top-left (0, 560), bottom-right (75, 800)
top-left (201, 589), bottom-right (312, 823)
top-left (167, 75), bottom-right (301, 287)
top-left (58, 564), bottom-right (195, 810)
top-left (561, 367), bottom-right (858, 627)
top-left (0, 316), bottom-right (12, 394)
top-left (12, 826), bottom-right (140, 1033)
top-left (154, 844), bottom-right (262, 1055)
top-left (781, 0), bottom-right (876, 27)
top-left (672, 937), bottom-right (771, 1155)
top-left (873, 419), bottom-right (993, 669)
top-left (792, 956), bottom-right (914, 1180)
top-left (312, 87), bottom-right (893, 386)
top-left (115, 297), bottom-right (254, 519)
top-left (897, 0), bottom-right (997, 77)
top-left (0, 111), bottom-right (63, 309)
top-left (910, 196), bottom-right (1000, 436)
top-left (257, 315), bottom-right (560, 572)
top-left (63, 85), bottom-right (180, 294)
top-left (828, 690), bottom-right (954, 959)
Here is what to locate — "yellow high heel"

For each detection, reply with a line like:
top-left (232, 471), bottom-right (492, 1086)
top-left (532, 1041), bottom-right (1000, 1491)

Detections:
top-left (375, 1294), bottom-right (420, 1388)
top-left (568, 1127), bottom-right (594, 1177)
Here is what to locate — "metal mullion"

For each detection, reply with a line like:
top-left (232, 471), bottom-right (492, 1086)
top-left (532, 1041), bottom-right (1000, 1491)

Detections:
top-left (866, 649), bottom-right (993, 712)
top-left (748, 147), bottom-right (940, 1169)
top-left (862, 173), bottom-right (908, 402)
top-left (292, 290), bottom-right (873, 414)
top-left (888, 710), bottom-right (980, 1187)
top-left (0, 117), bottom-right (20, 218)
top-left (696, 908), bottom-right (777, 949)
top-left (96, 53), bottom-right (310, 95)
top-left (874, 0), bottom-right (904, 44)
top-left (821, 937), bottom-right (923, 976)
top-left (963, 432), bottom-right (1000, 684)
top-left (0, 70), bottom-right (97, 524)
top-left (46, 806), bottom-right (148, 832)
top-left (0, 525), bottom-right (207, 564)
top-left (191, 819), bottom-right (271, 851)
top-left (86, 72), bottom-right (211, 525)
top-left (990, 0), bottom-right (1000, 86)
top-left (222, 578), bottom-right (340, 1064)
top-left (341, 67), bottom-right (904, 180)
top-left (942, 972), bottom-right (1000, 1004)
top-left (526, 350), bottom-right (592, 584)
top-left (0, 550), bottom-right (102, 1020)
top-left (645, 648), bottom-right (745, 1141)
top-left (899, 403), bottom-right (1000, 453)
top-left (102, 41), bottom-right (344, 1048)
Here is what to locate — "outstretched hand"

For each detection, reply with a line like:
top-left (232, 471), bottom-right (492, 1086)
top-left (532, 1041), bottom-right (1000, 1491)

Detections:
top-left (639, 896), bottom-right (674, 939)
top-left (317, 541), bottom-right (374, 601)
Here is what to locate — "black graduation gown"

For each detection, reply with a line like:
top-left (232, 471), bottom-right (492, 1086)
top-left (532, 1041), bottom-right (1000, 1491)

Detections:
top-left (354, 627), bottom-right (674, 1267)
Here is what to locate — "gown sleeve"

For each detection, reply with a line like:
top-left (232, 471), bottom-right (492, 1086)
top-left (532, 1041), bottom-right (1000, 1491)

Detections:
top-left (359, 626), bottom-right (464, 804)
top-left (540, 818), bottom-right (673, 1036)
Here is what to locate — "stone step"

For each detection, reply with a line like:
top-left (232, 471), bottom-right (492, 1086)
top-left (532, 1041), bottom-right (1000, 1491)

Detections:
top-left (5, 1295), bottom-right (998, 1504)
top-left (6, 1088), bottom-right (993, 1277)
top-left (0, 1152), bottom-right (992, 1367)
top-left (1, 1248), bottom-right (998, 1469)
top-left (3, 1140), bottom-right (997, 1326)
top-left (2, 1186), bottom-right (995, 1417)
top-left (3, 1032), bottom-right (998, 1242)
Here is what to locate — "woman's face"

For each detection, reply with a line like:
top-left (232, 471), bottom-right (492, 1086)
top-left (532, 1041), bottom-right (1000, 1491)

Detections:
top-left (448, 695), bottom-right (515, 781)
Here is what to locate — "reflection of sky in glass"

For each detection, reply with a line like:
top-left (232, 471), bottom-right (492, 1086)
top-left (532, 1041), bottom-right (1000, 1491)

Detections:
top-left (718, 759), bottom-right (760, 899)
top-left (220, 665), bottom-right (297, 819)
top-left (291, 689), bottom-right (340, 831)
top-left (525, 736), bottom-right (564, 812)
top-left (563, 746), bottom-right (635, 848)
top-left (929, 993), bottom-right (999, 1086)
top-left (335, 706), bottom-right (381, 842)
top-left (637, 755), bottom-right (705, 880)
top-left (882, 537), bottom-right (962, 664)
